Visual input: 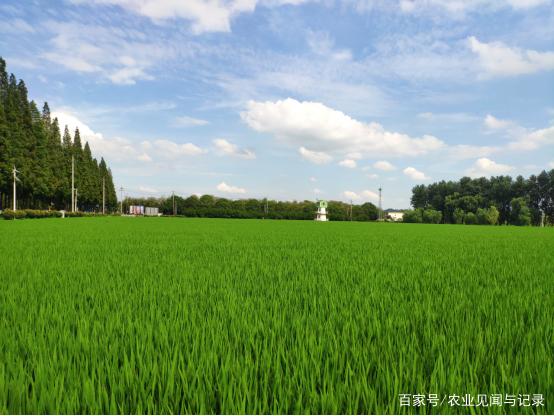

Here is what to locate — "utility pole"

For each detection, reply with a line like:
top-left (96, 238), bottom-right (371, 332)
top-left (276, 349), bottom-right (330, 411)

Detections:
top-left (378, 187), bottom-right (382, 221)
top-left (102, 176), bottom-right (105, 215)
top-left (350, 199), bottom-right (353, 221)
top-left (12, 166), bottom-right (20, 211)
top-left (71, 155), bottom-right (75, 213)
top-left (119, 186), bottom-right (124, 214)
top-left (75, 188), bottom-right (78, 212)
top-left (265, 197), bottom-right (268, 217)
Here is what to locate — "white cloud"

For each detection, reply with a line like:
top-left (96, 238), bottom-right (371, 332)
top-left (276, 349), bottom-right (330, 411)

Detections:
top-left (80, 0), bottom-right (311, 34)
top-left (217, 181), bottom-right (246, 194)
top-left (361, 190), bottom-right (379, 203)
top-left (418, 112), bottom-right (478, 123)
top-left (466, 157), bottom-right (514, 177)
top-left (242, 99), bottom-right (444, 159)
top-left (343, 189), bottom-right (379, 203)
top-left (41, 20), bottom-right (176, 85)
top-left (313, 188), bottom-right (322, 194)
top-left (145, 140), bottom-right (206, 159)
top-left (366, 173), bottom-right (379, 179)
top-left (373, 160), bottom-right (396, 171)
top-left (298, 147), bottom-right (333, 164)
top-left (508, 125), bottom-right (554, 150)
top-left (213, 138), bottom-right (256, 159)
top-left (307, 30), bottom-right (352, 61)
top-left (52, 109), bottom-right (205, 163)
top-left (469, 36), bottom-right (554, 77)
top-left (343, 191), bottom-right (360, 201)
top-left (549, 161), bottom-right (554, 168)
top-left (174, 116), bottom-right (209, 127)
top-left (403, 167), bottom-right (429, 180)
top-left (309, 176), bottom-right (317, 182)
top-left (0, 18), bottom-right (35, 34)
top-left (339, 159), bottom-right (357, 168)
top-left (484, 114), bottom-right (514, 130)
top-left (396, 0), bottom-right (549, 17)
top-left (138, 185), bottom-right (158, 193)
top-left (448, 144), bottom-right (500, 160)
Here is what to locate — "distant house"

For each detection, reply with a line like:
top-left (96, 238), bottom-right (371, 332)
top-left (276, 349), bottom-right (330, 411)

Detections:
top-left (387, 211), bottom-right (404, 222)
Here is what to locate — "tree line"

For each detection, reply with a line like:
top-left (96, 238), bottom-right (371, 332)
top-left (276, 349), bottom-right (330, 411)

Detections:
top-left (408, 171), bottom-right (554, 226)
top-left (0, 57), bottom-right (117, 211)
top-left (123, 195), bottom-right (380, 221)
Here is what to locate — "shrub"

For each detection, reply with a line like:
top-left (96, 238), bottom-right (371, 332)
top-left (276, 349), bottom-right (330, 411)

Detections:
top-left (422, 209), bottom-right (442, 224)
top-left (510, 198), bottom-right (531, 226)
top-left (453, 208), bottom-right (465, 224)
top-left (1, 209), bottom-right (27, 220)
top-left (464, 212), bottom-right (477, 225)
top-left (403, 209), bottom-right (423, 223)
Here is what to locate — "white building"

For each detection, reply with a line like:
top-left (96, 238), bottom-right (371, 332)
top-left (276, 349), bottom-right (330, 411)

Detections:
top-left (387, 211), bottom-right (404, 222)
top-left (315, 200), bottom-right (328, 221)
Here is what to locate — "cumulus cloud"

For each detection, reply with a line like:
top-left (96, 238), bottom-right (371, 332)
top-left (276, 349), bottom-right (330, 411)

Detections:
top-left (299, 147), bottom-right (333, 164)
top-left (213, 138), bottom-right (256, 159)
top-left (242, 99), bottom-right (444, 160)
top-left (549, 161), bottom-right (554, 168)
top-left (52, 109), bottom-right (205, 163)
top-left (343, 190), bottom-right (379, 203)
top-left (469, 36), bottom-right (554, 77)
top-left (508, 125), bottom-right (554, 150)
top-left (373, 160), bottom-right (396, 171)
top-left (343, 191), bottom-right (361, 201)
top-left (403, 167), bottom-right (429, 180)
top-left (484, 114), bottom-right (514, 130)
top-left (217, 181), bottom-right (246, 194)
top-left (466, 157), bottom-right (514, 177)
top-left (367, 173), bottom-right (379, 179)
top-left (339, 159), bottom-right (357, 168)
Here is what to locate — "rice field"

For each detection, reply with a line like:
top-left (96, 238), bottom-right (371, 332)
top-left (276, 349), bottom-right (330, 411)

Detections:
top-left (0, 217), bottom-right (552, 414)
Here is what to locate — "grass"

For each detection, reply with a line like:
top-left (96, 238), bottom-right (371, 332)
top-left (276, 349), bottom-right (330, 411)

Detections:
top-left (0, 217), bottom-right (552, 414)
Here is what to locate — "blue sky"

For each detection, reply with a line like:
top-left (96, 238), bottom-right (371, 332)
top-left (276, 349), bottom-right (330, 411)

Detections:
top-left (1, 0), bottom-right (553, 208)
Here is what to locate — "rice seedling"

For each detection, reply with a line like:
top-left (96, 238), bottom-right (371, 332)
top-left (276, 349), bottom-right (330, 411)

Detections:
top-left (0, 217), bottom-right (552, 414)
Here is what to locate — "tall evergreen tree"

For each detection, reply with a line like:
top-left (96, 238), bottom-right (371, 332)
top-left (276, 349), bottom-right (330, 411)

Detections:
top-left (0, 57), bottom-right (117, 211)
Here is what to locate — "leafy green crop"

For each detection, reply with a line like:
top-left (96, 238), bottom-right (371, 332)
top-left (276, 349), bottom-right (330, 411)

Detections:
top-left (0, 218), bottom-right (552, 414)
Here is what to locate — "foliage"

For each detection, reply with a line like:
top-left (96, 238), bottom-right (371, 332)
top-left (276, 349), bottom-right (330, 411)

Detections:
top-left (402, 208), bottom-right (423, 223)
top-left (411, 172), bottom-right (554, 226)
top-left (122, 195), bottom-right (379, 222)
top-left (422, 209), bottom-right (442, 224)
top-left (464, 212), bottom-right (477, 225)
top-left (510, 197), bottom-right (531, 226)
top-left (0, 218), bottom-right (552, 413)
top-left (0, 57), bottom-right (117, 211)
top-left (453, 208), bottom-right (465, 224)
top-left (476, 206), bottom-right (499, 225)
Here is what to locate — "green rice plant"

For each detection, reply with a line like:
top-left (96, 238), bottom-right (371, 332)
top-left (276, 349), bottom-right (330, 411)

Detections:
top-left (0, 218), bottom-right (552, 414)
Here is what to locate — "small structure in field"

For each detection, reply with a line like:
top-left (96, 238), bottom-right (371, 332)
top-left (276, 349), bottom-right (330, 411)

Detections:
top-left (145, 207), bottom-right (159, 216)
top-left (387, 211), bottom-right (404, 222)
top-left (315, 200), bottom-right (328, 221)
